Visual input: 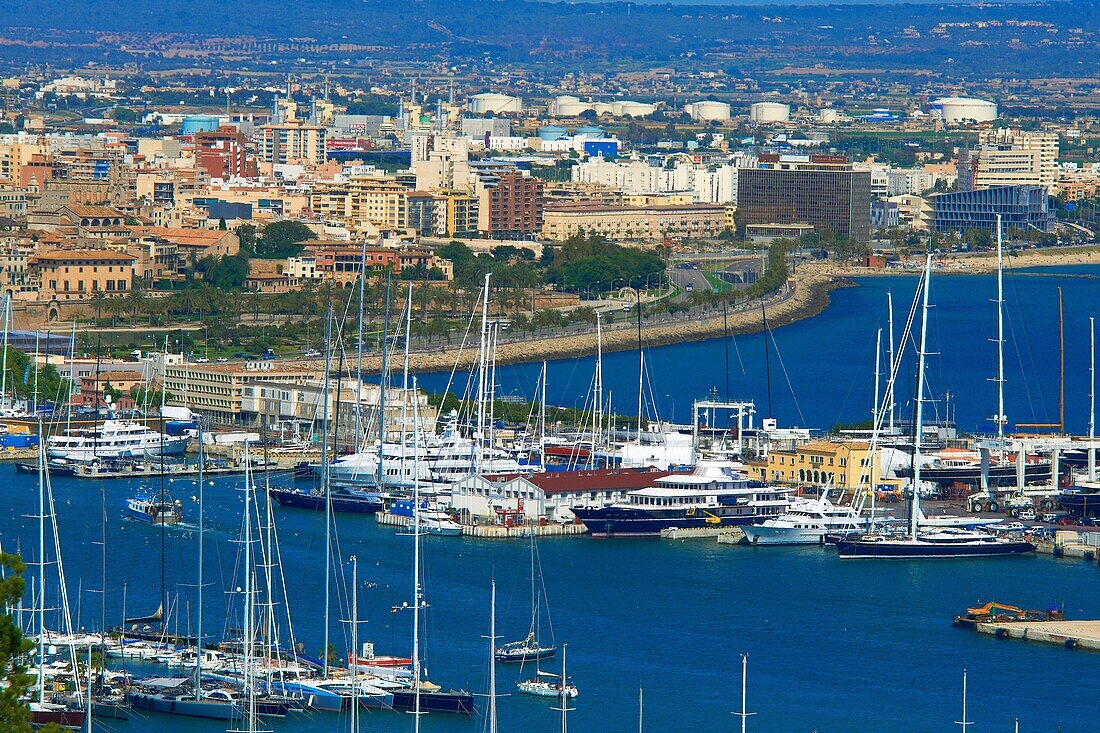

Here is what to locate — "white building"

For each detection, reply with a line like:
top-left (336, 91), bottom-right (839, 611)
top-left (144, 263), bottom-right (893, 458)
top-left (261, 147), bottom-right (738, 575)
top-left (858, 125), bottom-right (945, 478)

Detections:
top-left (973, 128), bottom-right (1059, 191)
top-left (932, 97), bottom-right (997, 125)
top-left (683, 101), bottom-right (731, 122)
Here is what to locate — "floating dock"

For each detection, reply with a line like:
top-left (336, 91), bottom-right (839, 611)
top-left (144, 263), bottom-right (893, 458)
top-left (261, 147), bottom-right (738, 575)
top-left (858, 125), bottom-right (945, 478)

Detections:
top-left (659, 526), bottom-right (745, 542)
top-left (375, 512), bottom-right (588, 537)
top-left (974, 621), bottom-right (1100, 651)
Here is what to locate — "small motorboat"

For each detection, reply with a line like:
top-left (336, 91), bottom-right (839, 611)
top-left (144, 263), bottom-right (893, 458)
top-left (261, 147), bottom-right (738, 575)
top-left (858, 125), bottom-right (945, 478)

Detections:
top-left (516, 669), bottom-right (578, 699)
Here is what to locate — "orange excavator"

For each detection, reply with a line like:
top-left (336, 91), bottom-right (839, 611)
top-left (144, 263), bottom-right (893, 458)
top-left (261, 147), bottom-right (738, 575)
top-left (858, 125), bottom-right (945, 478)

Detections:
top-left (952, 601), bottom-right (1064, 628)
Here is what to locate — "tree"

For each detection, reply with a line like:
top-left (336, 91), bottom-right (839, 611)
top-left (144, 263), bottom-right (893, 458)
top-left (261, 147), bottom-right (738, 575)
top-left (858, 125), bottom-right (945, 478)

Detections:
top-left (0, 553), bottom-right (34, 732)
top-left (113, 106), bottom-right (138, 123)
top-left (255, 221), bottom-right (313, 259)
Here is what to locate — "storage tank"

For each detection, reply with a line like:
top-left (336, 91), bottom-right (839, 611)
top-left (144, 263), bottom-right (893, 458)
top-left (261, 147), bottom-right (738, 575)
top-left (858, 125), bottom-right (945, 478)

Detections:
top-left (818, 108), bottom-right (840, 124)
top-left (932, 97), bottom-right (997, 124)
top-left (468, 93), bottom-right (523, 115)
top-left (538, 125), bottom-right (568, 141)
top-left (614, 101), bottom-right (657, 117)
top-left (180, 115), bottom-right (221, 134)
top-left (749, 102), bottom-right (791, 123)
top-left (550, 95), bottom-right (591, 117)
top-left (683, 100), bottom-right (731, 122)
top-left (575, 125), bottom-right (605, 138)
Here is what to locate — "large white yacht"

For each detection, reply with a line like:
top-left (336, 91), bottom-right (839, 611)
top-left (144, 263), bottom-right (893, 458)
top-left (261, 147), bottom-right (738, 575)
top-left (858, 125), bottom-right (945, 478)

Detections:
top-left (742, 494), bottom-right (869, 545)
top-left (46, 419), bottom-right (190, 462)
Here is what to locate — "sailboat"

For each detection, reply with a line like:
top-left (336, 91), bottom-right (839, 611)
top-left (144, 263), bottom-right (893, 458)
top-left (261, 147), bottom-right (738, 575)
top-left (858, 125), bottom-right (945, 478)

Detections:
top-left (518, 642), bottom-right (578, 699)
top-left (496, 530), bottom-right (557, 663)
top-left (27, 432), bottom-right (88, 730)
top-left (389, 378), bottom-right (475, 715)
top-left (836, 253), bottom-right (1035, 559)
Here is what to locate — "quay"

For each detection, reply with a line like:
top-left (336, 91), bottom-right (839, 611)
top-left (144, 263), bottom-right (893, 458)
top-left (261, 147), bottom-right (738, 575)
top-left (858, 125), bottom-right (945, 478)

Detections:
top-left (661, 526), bottom-right (745, 542)
top-left (974, 621), bottom-right (1100, 651)
top-left (375, 512), bottom-right (588, 537)
top-left (1034, 529), bottom-right (1100, 564)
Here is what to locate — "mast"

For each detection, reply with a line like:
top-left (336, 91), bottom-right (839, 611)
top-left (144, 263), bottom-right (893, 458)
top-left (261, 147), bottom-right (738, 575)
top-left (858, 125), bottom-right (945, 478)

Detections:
top-left (540, 361), bottom-right (548, 463)
top-left (411, 376), bottom-right (423, 733)
top-left (378, 272), bottom-right (392, 487)
top-left (475, 274), bottom-right (491, 474)
top-left (487, 579), bottom-right (498, 733)
top-left (321, 304), bottom-right (333, 679)
top-left (401, 284), bottom-right (413, 484)
top-left (955, 668), bottom-right (971, 733)
top-left (737, 653), bottom-right (752, 733)
top-left (887, 291), bottom-right (895, 433)
top-left (242, 441), bottom-right (256, 733)
top-left (638, 688), bottom-right (643, 733)
top-left (32, 330), bottom-right (39, 415)
top-left (356, 238), bottom-right (367, 441)
top-left (1, 293), bottom-right (9, 411)
top-left (350, 554), bottom-right (360, 733)
top-left (194, 419), bottom-right (205, 696)
top-left (554, 644), bottom-right (571, 733)
top-left (873, 328), bottom-right (882, 429)
top-left (594, 313), bottom-right (603, 465)
top-left (1059, 286), bottom-right (1065, 433)
top-left (723, 301), bottom-right (730, 400)
top-left (636, 351), bottom-right (645, 445)
top-left (761, 305), bottom-right (773, 419)
top-left (1090, 317), bottom-right (1096, 482)
top-left (36, 417), bottom-right (45, 704)
top-left (994, 215), bottom-right (1006, 444)
top-left (909, 253), bottom-right (933, 540)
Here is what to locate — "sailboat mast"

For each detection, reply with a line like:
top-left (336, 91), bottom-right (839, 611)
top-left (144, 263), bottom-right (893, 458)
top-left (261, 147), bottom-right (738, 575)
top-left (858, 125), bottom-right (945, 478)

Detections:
top-left (475, 274), bottom-right (491, 474)
top-left (956, 668), bottom-right (970, 733)
top-left (594, 313), bottom-right (603, 464)
top-left (194, 420), bottom-right (204, 696)
top-left (540, 361), bottom-right (547, 462)
top-left (1090, 317), bottom-right (1096, 482)
top-left (321, 304), bottom-right (333, 679)
top-left (638, 687), bottom-right (643, 733)
top-left (488, 579), bottom-right (498, 733)
top-left (356, 238), bottom-right (367, 440)
top-left (1, 293), bottom-right (10, 412)
top-left (350, 554), bottom-right (359, 733)
top-left (910, 253), bottom-right (933, 540)
top-left (636, 351), bottom-right (645, 445)
top-left (740, 653), bottom-right (748, 733)
top-left (36, 417), bottom-right (45, 704)
top-left (887, 291), bottom-right (895, 433)
top-left (242, 441), bottom-right (256, 733)
top-left (559, 644), bottom-right (569, 733)
top-left (378, 272), bottom-right (392, 486)
top-left (995, 215), bottom-right (1005, 444)
top-left (411, 376), bottom-right (423, 733)
top-left (401, 284), bottom-right (413, 483)
top-left (873, 328), bottom-right (882, 429)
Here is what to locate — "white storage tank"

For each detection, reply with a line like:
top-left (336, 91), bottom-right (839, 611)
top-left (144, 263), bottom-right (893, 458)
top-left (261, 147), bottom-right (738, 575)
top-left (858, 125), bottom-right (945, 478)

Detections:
top-left (468, 93), bottom-right (523, 115)
top-left (749, 102), bottom-right (791, 123)
top-left (932, 97), bottom-right (997, 125)
top-left (614, 100), bottom-right (657, 117)
top-left (684, 100), bottom-right (731, 122)
top-left (817, 108), bottom-right (840, 124)
top-left (550, 95), bottom-right (592, 117)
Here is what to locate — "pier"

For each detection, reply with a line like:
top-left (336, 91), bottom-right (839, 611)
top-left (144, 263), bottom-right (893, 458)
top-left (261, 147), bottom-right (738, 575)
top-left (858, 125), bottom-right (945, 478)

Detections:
top-left (661, 527), bottom-right (745, 542)
top-left (974, 621), bottom-right (1100, 651)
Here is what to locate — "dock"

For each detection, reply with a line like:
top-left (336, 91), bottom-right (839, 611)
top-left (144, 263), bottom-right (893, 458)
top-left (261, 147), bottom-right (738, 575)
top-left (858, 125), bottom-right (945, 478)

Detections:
top-left (660, 526), bottom-right (745, 542)
top-left (375, 512), bottom-right (589, 537)
top-left (974, 621), bottom-right (1100, 651)
top-left (1034, 529), bottom-right (1100, 565)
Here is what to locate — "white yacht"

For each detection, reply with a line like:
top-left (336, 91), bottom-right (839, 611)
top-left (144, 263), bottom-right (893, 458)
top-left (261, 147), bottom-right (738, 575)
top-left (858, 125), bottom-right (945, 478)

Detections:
top-left (46, 419), bottom-right (190, 462)
top-left (742, 494), bottom-right (868, 545)
top-left (327, 440), bottom-right (433, 488)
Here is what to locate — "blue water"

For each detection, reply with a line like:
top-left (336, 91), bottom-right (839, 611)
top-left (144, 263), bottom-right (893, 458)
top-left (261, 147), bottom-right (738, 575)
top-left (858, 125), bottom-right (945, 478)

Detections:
top-left (6, 266), bottom-right (1099, 732)
top-left (421, 266), bottom-right (1100, 435)
top-left (4, 468), bottom-right (1098, 732)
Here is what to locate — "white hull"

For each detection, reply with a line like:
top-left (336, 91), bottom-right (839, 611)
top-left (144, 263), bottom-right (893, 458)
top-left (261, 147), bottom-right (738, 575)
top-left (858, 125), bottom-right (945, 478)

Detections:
top-left (742, 524), bottom-right (831, 545)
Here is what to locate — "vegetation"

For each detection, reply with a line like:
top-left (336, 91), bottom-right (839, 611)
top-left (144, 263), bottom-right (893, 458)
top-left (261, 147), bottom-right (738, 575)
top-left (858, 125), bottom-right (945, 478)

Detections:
top-left (0, 553), bottom-right (34, 732)
top-left (0, 347), bottom-right (69, 406)
top-left (238, 221), bottom-right (314, 260)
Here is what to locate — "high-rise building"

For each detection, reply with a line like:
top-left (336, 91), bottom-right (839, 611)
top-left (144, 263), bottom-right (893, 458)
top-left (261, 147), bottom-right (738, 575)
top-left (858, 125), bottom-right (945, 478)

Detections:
top-left (194, 126), bottom-right (257, 180)
top-left (972, 128), bottom-right (1058, 191)
top-left (736, 155), bottom-right (871, 242)
top-left (260, 120), bottom-right (327, 165)
top-left (481, 171), bottom-right (544, 239)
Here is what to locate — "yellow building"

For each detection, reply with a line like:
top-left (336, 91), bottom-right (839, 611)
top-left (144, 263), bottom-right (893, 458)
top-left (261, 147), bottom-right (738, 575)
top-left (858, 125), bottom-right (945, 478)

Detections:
top-left (260, 121), bottom-right (327, 165)
top-left (347, 175), bottom-right (408, 230)
top-left (763, 440), bottom-right (877, 491)
top-left (30, 248), bottom-right (136, 301)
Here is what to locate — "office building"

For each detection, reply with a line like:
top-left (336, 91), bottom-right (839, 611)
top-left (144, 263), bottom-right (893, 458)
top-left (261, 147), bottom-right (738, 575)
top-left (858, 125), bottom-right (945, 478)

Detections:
top-left (972, 128), bottom-right (1058, 191)
top-left (260, 120), bottom-right (327, 165)
top-left (736, 156), bottom-right (871, 242)
top-left (930, 185), bottom-right (1055, 234)
top-left (481, 171), bottom-right (544, 238)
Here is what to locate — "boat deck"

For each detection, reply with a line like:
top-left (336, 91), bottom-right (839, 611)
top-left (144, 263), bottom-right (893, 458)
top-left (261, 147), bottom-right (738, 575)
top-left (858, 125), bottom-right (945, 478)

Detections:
top-left (975, 620), bottom-right (1100, 651)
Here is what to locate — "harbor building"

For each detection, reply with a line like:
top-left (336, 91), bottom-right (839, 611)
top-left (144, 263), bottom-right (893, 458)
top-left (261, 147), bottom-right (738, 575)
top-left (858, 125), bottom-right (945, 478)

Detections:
top-left (758, 440), bottom-right (877, 491)
top-left (541, 202), bottom-right (726, 241)
top-left (163, 361), bottom-right (323, 425)
top-left (736, 155), bottom-right (871, 243)
top-left (930, 185), bottom-right (1055, 234)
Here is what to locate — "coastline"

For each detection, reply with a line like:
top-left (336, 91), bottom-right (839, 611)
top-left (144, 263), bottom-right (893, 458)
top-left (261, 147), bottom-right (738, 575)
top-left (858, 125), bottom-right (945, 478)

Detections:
top-left (404, 266), bottom-right (852, 372)
top-left (318, 247), bottom-right (1099, 374)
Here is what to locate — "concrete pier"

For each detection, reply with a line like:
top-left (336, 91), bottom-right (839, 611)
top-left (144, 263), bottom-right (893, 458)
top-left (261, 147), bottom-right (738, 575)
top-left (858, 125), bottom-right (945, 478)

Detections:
top-left (375, 512), bottom-right (589, 538)
top-left (659, 526), bottom-right (744, 541)
top-left (976, 620), bottom-right (1100, 651)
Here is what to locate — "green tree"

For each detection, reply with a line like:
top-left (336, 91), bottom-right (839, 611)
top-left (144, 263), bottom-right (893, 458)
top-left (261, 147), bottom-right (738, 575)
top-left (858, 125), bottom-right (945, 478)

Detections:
top-left (113, 106), bottom-right (138, 123)
top-left (0, 553), bottom-right (34, 731)
top-left (255, 221), bottom-right (313, 259)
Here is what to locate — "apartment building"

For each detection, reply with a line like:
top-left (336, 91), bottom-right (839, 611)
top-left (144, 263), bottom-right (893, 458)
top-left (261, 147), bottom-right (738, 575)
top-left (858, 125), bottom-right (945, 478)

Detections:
top-left (260, 120), bottom-right (327, 165)
top-left (163, 361), bottom-right (324, 425)
top-left (480, 171), bottom-right (544, 239)
top-left (972, 128), bottom-right (1059, 191)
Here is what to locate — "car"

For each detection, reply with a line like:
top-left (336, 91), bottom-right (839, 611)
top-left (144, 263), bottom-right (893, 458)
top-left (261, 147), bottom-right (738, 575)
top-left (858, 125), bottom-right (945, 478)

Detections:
top-left (303, 348), bottom-right (321, 358)
top-left (216, 357), bottom-right (229, 363)
top-left (622, 305), bottom-right (632, 312)
top-left (1002, 522), bottom-right (1028, 532)
top-left (1057, 516), bottom-right (1078, 525)
top-left (192, 356), bottom-right (209, 363)
top-left (233, 352), bottom-right (254, 359)
top-left (1041, 512), bottom-right (1062, 523)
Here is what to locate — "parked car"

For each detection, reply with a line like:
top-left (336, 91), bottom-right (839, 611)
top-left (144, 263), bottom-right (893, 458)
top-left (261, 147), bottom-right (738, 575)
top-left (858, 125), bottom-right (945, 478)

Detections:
top-left (215, 357), bottom-right (229, 363)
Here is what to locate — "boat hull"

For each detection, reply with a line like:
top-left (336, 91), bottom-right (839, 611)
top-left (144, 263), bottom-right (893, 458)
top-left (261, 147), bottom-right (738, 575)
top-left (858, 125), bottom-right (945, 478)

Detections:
top-left (269, 487), bottom-right (383, 514)
top-left (390, 689), bottom-right (474, 715)
top-left (573, 507), bottom-right (760, 537)
top-left (126, 691), bottom-right (288, 720)
top-left (742, 524), bottom-right (830, 545)
top-left (1058, 493), bottom-right (1100, 517)
top-left (495, 647), bottom-right (557, 663)
top-left (31, 707), bottom-right (86, 729)
top-left (835, 538), bottom-right (1036, 559)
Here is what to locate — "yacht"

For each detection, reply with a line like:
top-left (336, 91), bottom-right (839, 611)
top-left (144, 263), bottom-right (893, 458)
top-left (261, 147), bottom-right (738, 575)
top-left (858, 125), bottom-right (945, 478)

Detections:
top-left (47, 419), bottom-right (189, 462)
top-left (836, 528), bottom-right (1036, 558)
top-left (572, 460), bottom-right (791, 537)
top-left (419, 510), bottom-right (463, 536)
top-left (326, 440), bottom-right (433, 488)
top-left (742, 494), bottom-right (869, 545)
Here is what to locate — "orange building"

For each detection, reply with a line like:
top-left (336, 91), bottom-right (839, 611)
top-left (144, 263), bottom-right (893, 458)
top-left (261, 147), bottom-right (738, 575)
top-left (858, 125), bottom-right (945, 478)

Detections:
top-left (30, 248), bottom-right (136, 300)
